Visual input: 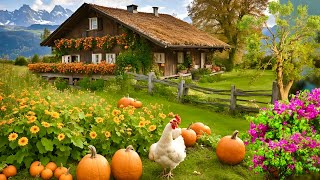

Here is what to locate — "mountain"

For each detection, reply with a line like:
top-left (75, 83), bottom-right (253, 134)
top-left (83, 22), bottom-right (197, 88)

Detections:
top-left (0, 4), bottom-right (73, 26)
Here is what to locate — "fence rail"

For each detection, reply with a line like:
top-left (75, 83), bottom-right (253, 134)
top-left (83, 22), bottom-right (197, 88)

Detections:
top-left (127, 72), bottom-right (279, 113)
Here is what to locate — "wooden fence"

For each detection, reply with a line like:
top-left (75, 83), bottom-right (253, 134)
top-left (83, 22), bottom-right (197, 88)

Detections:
top-left (127, 72), bottom-right (279, 113)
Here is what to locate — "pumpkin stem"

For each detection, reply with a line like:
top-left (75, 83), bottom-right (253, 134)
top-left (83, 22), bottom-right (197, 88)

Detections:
top-left (60, 163), bottom-right (63, 168)
top-left (65, 167), bottom-right (71, 175)
top-left (187, 123), bottom-right (193, 129)
top-left (125, 145), bottom-right (134, 152)
top-left (88, 145), bottom-right (97, 158)
top-left (231, 130), bottom-right (239, 139)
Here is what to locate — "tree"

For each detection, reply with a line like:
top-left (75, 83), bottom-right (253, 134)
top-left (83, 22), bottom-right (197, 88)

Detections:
top-left (188, 0), bottom-right (268, 71)
top-left (40, 28), bottom-right (51, 41)
top-left (31, 54), bottom-right (40, 63)
top-left (244, 1), bottom-right (320, 100)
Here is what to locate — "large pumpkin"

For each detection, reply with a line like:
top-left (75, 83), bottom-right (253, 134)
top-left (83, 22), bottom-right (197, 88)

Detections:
top-left (111, 145), bottom-right (142, 180)
top-left (2, 165), bottom-right (17, 177)
top-left (181, 128), bottom-right (197, 147)
top-left (216, 130), bottom-right (245, 165)
top-left (190, 122), bottom-right (211, 139)
top-left (117, 96), bottom-right (134, 108)
top-left (76, 145), bottom-right (111, 180)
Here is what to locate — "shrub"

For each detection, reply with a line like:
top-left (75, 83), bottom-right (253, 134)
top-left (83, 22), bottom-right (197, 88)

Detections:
top-left (78, 77), bottom-right (105, 91)
top-left (246, 89), bottom-right (320, 179)
top-left (31, 54), bottom-right (40, 63)
top-left (14, 56), bottom-right (28, 66)
top-left (54, 78), bottom-right (69, 91)
top-left (42, 56), bottom-right (60, 63)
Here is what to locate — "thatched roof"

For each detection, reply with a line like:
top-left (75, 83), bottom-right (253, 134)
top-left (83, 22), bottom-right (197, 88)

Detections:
top-left (41, 3), bottom-right (230, 49)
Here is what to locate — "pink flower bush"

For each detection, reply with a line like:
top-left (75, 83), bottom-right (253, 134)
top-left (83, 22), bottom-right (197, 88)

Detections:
top-left (246, 88), bottom-right (320, 179)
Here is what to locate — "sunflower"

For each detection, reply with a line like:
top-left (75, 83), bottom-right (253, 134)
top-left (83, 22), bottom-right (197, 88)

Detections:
top-left (128, 109), bottom-right (134, 115)
top-left (44, 110), bottom-right (51, 115)
top-left (104, 131), bottom-right (111, 138)
top-left (149, 115), bottom-right (154, 119)
top-left (112, 109), bottom-right (119, 116)
top-left (8, 132), bottom-right (18, 141)
top-left (57, 123), bottom-right (64, 129)
top-left (138, 121), bottom-right (145, 127)
top-left (57, 133), bottom-right (65, 141)
top-left (119, 114), bottom-right (124, 120)
top-left (158, 113), bottom-right (166, 119)
top-left (41, 122), bottom-right (51, 128)
top-left (30, 125), bottom-right (40, 134)
top-left (95, 117), bottom-right (104, 123)
top-left (51, 112), bottom-right (60, 119)
top-left (148, 125), bottom-right (157, 132)
top-left (27, 111), bottom-right (35, 116)
top-left (27, 115), bottom-right (37, 123)
top-left (90, 131), bottom-right (97, 139)
top-left (145, 120), bottom-right (151, 125)
top-left (18, 137), bottom-right (28, 146)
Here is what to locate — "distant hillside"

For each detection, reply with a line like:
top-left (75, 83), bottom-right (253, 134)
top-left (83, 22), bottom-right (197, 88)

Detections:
top-left (0, 24), bottom-right (59, 59)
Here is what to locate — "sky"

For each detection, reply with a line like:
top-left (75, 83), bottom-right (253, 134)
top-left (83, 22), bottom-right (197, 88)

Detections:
top-left (0, 0), bottom-right (275, 26)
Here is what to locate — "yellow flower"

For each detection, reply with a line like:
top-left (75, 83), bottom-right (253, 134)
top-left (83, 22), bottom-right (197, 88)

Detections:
top-left (113, 117), bottom-right (120, 125)
top-left (105, 107), bottom-right (110, 111)
top-left (18, 137), bottom-right (28, 146)
top-left (112, 109), bottom-right (118, 116)
top-left (95, 117), bottom-right (104, 123)
top-left (89, 107), bottom-right (94, 111)
top-left (168, 112), bottom-right (175, 117)
top-left (140, 117), bottom-right (145, 121)
top-left (1, 106), bottom-right (6, 111)
top-left (138, 121), bottom-right (145, 127)
top-left (90, 131), bottom-right (97, 139)
top-left (104, 131), bottom-right (111, 138)
top-left (127, 131), bottom-right (132, 136)
top-left (51, 112), bottom-right (60, 119)
top-left (30, 100), bottom-right (36, 106)
top-left (8, 132), bottom-right (18, 141)
top-left (159, 113), bottom-right (166, 119)
top-left (58, 133), bottom-right (65, 141)
top-left (41, 122), bottom-right (51, 128)
top-left (148, 125), bottom-right (157, 132)
top-left (119, 114), bottom-right (124, 120)
top-left (57, 123), bottom-right (64, 129)
top-left (30, 125), bottom-right (40, 134)
top-left (7, 118), bottom-right (14, 124)
top-left (128, 109), bottom-right (134, 115)
top-left (0, 120), bottom-right (6, 126)
top-left (149, 115), bottom-right (154, 119)
top-left (28, 111), bottom-right (35, 116)
top-left (145, 120), bottom-right (151, 125)
top-left (27, 115), bottom-right (37, 123)
top-left (85, 113), bottom-right (92, 117)
top-left (44, 110), bottom-right (51, 115)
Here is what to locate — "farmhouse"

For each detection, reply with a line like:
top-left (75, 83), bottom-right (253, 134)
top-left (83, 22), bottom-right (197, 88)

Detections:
top-left (41, 3), bottom-right (229, 76)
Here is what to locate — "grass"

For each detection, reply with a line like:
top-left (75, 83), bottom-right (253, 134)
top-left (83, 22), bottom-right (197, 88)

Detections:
top-left (2, 64), bottom-right (264, 179)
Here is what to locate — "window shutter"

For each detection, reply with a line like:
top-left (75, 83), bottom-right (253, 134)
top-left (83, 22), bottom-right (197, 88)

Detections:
top-left (92, 54), bottom-right (96, 64)
top-left (98, 18), bottom-right (103, 31)
top-left (177, 52), bottom-right (184, 63)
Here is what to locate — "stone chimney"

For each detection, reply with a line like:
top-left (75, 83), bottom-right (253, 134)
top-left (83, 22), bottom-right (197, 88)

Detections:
top-left (127, 4), bottom-right (138, 13)
top-left (152, 7), bottom-right (159, 17)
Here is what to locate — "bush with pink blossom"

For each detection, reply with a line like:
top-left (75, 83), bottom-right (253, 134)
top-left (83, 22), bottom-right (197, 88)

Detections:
top-left (246, 88), bottom-right (320, 179)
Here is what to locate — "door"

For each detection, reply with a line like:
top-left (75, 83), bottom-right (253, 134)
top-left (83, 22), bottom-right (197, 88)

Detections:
top-left (201, 53), bottom-right (206, 68)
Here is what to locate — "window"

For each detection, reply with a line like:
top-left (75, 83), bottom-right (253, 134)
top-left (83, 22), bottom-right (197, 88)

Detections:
top-left (106, 53), bottom-right (116, 64)
top-left (71, 55), bottom-right (80, 63)
top-left (62, 55), bottom-right (71, 63)
top-left (89, 17), bottom-right (98, 30)
top-left (92, 53), bottom-right (102, 64)
top-left (153, 53), bottom-right (165, 63)
top-left (177, 52), bottom-right (184, 63)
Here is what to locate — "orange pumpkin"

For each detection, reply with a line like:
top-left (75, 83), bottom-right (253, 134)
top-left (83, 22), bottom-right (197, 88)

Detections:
top-left (203, 125), bottom-right (211, 135)
top-left (190, 122), bottom-right (205, 135)
top-left (54, 163), bottom-right (68, 178)
top-left (2, 165), bottom-right (17, 177)
top-left (117, 96), bottom-right (134, 108)
top-left (0, 174), bottom-right (7, 180)
top-left (30, 161), bottom-right (40, 167)
top-left (76, 145), bottom-right (111, 180)
top-left (46, 162), bottom-right (57, 172)
top-left (111, 145), bottom-right (142, 180)
top-left (29, 162), bottom-right (44, 177)
top-left (59, 168), bottom-right (73, 180)
top-left (41, 168), bottom-right (53, 180)
top-left (130, 100), bottom-right (142, 108)
top-left (216, 130), bottom-right (245, 165)
top-left (181, 128), bottom-right (197, 147)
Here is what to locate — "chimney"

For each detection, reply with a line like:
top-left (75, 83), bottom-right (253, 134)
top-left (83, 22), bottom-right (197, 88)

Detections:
top-left (152, 7), bottom-right (159, 17)
top-left (127, 4), bottom-right (138, 13)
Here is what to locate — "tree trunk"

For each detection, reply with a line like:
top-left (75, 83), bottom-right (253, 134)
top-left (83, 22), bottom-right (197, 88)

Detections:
top-left (276, 57), bottom-right (294, 101)
top-left (227, 47), bottom-right (236, 71)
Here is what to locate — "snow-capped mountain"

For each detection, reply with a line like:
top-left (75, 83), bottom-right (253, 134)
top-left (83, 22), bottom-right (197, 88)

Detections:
top-left (0, 4), bottom-right (73, 26)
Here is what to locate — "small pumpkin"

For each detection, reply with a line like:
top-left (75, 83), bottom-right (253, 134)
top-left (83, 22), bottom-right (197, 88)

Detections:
top-left (0, 174), bottom-right (7, 180)
top-left (181, 127), bottom-right (197, 147)
top-left (216, 130), bottom-right (245, 165)
top-left (111, 145), bottom-right (142, 180)
top-left (117, 96), bottom-right (134, 108)
top-left (130, 100), bottom-right (142, 108)
top-left (59, 168), bottom-right (73, 180)
top-left (30, 161), bottom-right (40, 167)
top-left (76, 145), bottom-right (111, 180)
top-left (46, 162), bottom-right (57, 172)
top-left (54, 163), bottom-right (68, 178)
top-left (41, 168), bottom-right (53, 180)
top-left (29, 162), bottom-right (44, 177)
top-left (2, 165), bottom-right (17, 177)
top-left (203, 125), bottom-right (211, 135)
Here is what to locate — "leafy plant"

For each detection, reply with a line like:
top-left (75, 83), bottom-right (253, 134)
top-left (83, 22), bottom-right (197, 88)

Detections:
top-left (14, 56), bottom-right (28, 66)
top-left (246, 88), bottom-right (320, 179)
top-left (177, 64), bottom-right (187, 71)
top-left (77, 77), bottom-right (105, 91)
top-left (31, 54), bottom-right (40, 64)
top-left (54, 78), bottom-right (69, 91)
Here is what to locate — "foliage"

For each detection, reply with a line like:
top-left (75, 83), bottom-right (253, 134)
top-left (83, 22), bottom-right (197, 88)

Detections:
top-left (244, 1), bottom-right (320, 100)
top-left (246, 89), bottom-right (320, 179)
top-left (14, 56), bottom-right (28, 66)
top-left (183, 53), bottom-right (192, 69)
top-left (31, 54), bottom-right (40, 64)
top-left (199, 74), bottom-right (222, 83)
top-left (54, 78), bottom-right (69, 91)
top-left (0, 59), bottom-right (14, 64)
top-left (177, 64), bottom-right (187, 71)
top-left (42, 56), bottom-right (60, 63)
top-left (191, 68), bottom-right (212, 80)
top-left (77, 77), bottom-right (105, 91)
top-left (188, 0), bottom-right (268, 71)
top-left (28, 62), bottom-right (115, 75)
top-left (40, 28), bottom-right (51, 41)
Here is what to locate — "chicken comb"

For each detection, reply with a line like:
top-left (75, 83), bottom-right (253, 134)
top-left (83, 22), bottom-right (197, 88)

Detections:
top-left (175, 115), bottom-right (181, 124)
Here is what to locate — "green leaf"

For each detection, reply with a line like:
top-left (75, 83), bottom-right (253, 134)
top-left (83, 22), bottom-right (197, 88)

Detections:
top-left (79, 112), bottom-right (85, 120)
top-left (71, 151), bottom-right (81, 161)
top-left (40, 156), bottom-right (50, 166)
top-left (15, 150), bottom-right (25, 164)
top-left (14, 126), bottom-right (24, 133)
top-left (0, 136), bottom-right (8, 149)
top-left (36, 141), bottom-right (47, 154)
top-left (71, 137), bottom-right (83, 148)
top-left (24, 156), bottom-right (33, 168)
top-left (9, 141), bottom-right (18, 149)
top-left (6, 155), bottom-right (16, 164)
top-left (41, 138), bottom-right (54, 151)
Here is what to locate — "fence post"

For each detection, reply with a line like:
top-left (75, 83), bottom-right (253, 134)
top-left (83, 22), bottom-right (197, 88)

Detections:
top-left (148, 72), bottom-right (155, 94)
top-left (230, 85), bottom-right (237, 113)
top-left (271, 81), bottom-right (279, 104)
top-left (177, 80), bottom-right (185, 101)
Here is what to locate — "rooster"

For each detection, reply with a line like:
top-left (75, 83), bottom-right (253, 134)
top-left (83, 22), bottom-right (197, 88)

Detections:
top-left (148, 115), bottom-right (186, 178)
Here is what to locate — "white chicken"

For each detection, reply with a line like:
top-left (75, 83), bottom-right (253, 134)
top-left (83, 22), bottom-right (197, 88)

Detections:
top-left (148, 116), bottom-right (186, 178)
